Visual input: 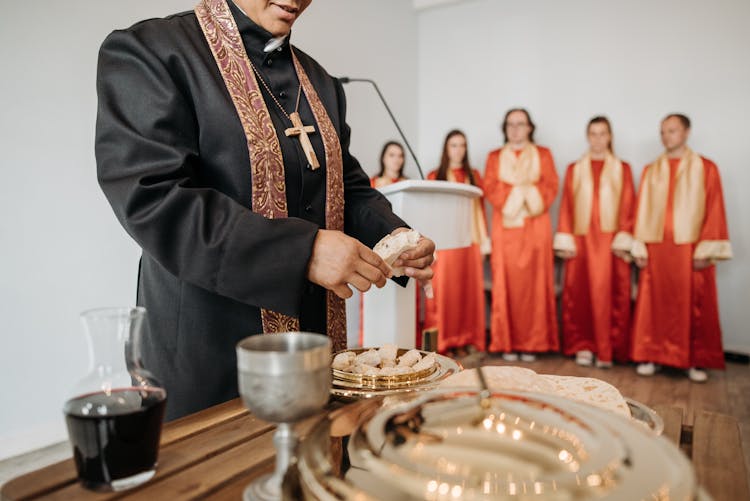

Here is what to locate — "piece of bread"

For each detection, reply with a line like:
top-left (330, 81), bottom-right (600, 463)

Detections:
top-left (332, 346), bottom-right (437, 376)
top-left (412, 353), bottom-right (437, 372)
top-left (397, 348), bottom-right (422, 367)
top-left (538, 375), bottom-right (631, 418)
top-left (440, 366), bottom-right (555, 394)
top-left (377, 343), bottom-right (398, 363)
top-left (373, 230), bottom-right (421, 277)
top-left (439, 366), bottom-right (631, 417)
top-left (355, 349), bottom-right (381, 367)
top-left (331, 351), bottom-right (356, 371)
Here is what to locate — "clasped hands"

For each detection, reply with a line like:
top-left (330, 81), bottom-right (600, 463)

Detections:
top-left (307, 228), bottom-right (436, 299)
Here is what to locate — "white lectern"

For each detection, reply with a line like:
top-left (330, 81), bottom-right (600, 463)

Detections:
top-left (361, 180), bottom-right (483, 349)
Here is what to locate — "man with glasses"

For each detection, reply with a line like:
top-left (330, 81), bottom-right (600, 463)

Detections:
top-left (483, 108), bottom-right (560, 362)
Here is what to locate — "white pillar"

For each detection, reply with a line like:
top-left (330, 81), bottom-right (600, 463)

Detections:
top-left (362, 280), bottom-right (416, 349)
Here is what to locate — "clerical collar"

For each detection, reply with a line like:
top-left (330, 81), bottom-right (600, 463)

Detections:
top-left (228, 1), bottom-right (291, 58)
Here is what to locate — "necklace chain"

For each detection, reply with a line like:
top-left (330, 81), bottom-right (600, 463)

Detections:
top-left (248, 47), bottom-right (303, 123)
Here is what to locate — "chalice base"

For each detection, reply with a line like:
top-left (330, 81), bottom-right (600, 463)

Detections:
top-left (243, 473), bottom-right (280, 501)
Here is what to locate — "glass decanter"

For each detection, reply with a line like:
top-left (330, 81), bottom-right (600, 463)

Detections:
top-left (62, 307), bottom-right (167, 492)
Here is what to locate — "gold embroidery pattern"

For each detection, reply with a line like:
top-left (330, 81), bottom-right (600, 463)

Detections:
top-left (293, 53), bottom-right (347, 351)
top-left (196, 0), bottom-right (298, 332)
top-left (196, 0), bottom-right (287, 220)
top-left (261, 309), bottom-right (301, 333)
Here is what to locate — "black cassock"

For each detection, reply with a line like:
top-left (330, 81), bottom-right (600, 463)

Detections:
top-left (95, 3), bottom-right (406, 420)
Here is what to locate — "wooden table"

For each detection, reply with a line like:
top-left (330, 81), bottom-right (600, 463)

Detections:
top-left (2, 400), bottom-right (748, 500)
top-left (652, 404), bottom-right (750, 501)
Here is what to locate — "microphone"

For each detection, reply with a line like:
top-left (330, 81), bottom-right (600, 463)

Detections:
top-left (339, 77), bottom-right (425, 180)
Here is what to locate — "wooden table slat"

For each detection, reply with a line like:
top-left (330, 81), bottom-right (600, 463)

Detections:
top-left (38, 414), bottom-right (273, 501)
top-left (692, 410), bottom-right (750, 501)
top-left (118, 431), bottom-right (276, 499)
top-left (124, 412), bottom-right (326, 499)
top-left (204, 413), bottom-right (327, 501)
top-left (160, 399), bottom-right (247, 445)
top-left (0, 460), bottom-right (77, 501)
top-left (652, 404), bottom-right (684, 447)
top-left (0, 400), bottom-right (250, 501)
top-left (202, 464), bottom-right (275, 501)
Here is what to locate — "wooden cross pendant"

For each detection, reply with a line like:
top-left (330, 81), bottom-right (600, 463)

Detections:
top-left (285, 112), bottom-right (320, 170)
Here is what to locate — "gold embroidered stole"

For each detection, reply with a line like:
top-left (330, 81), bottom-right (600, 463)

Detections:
top-left (634, 148), bottom-right (705, 244)
top-left (447, 169), bottom-right (490, 254)
top-left (572, 153), bottom-right (623, 235)
top-left (195, 0), bottom-right (346, 350)
top-left (498, 144), bottom-right (541, 228)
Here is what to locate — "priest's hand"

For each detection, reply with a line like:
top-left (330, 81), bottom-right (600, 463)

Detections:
top-left (307, 230), bottom-right (391, 299)
top-left (693, 258), bottom-right (712, 270)
top-left (557, 250), bottom-right (576, 260)
top-left (391, 228), bottom-right (436, 282)
top-left (634, 257), bottom-right (648, 269)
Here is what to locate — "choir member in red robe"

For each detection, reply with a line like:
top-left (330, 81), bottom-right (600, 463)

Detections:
top-left (425, 130), bottom-right (489, 354)
top-left (630, 114), bottom-right (732, 382)
top-left (484, 109), bottom-right (559, 361)
top-left (554, 116), bottom-right (636, 368)
top-left (371, 141), bottom-right (407, 188)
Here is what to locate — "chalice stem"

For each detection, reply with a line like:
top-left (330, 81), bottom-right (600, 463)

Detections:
top-left (271, 422), bottom-right (297, 487)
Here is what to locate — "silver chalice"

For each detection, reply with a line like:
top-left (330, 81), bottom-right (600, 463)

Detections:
top-left (236, 332), bottom-right (331, 501)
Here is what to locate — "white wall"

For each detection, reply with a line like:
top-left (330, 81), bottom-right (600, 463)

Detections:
top-left (417, 0), bottom-right (750, 353)
top-left (297, 3), bottom-right (419, 178)
top-left (0, 0), bottom-right (417, 460)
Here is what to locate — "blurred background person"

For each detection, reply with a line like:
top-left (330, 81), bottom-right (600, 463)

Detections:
top-left (424, 130), bottom-right (489, 356)
top-left (484, 109), bottom-right (559, 362)
top-left (630, 114), bottom-right (732, 382)
top-left (371, 141), bottom-right (407, 188)
top-left (554, 116), bottom-right (635, 368)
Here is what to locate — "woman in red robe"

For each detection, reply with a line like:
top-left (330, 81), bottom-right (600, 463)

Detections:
top-left (370, 141), bottom-right (407, 188)
top-left (425, 130), bottom-right (489, 355)
top-left (484, 109), bottom-right (559, 362)
top-left (630, 114), bottom-right (732, 382)
top-left (554, 116), bottom-right (636, 368)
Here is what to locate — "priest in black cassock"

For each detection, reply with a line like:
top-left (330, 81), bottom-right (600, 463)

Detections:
top-left (95, 0), bottom-right (435, 420)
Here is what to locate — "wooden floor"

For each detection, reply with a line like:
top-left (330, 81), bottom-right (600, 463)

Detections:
top-left (458, 352), bottom-right (750, 481)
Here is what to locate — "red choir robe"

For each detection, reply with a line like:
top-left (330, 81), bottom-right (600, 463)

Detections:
top-left (370, 176), bottom-right (404, 188)
top-left (424, 168), bottom-right (487, 352)
top-left (630, 152), bottom-right (732, 369)
top-left (484, 144), bottom-right (559, 353)
top-left (554, 155), bottom-right (636, 363)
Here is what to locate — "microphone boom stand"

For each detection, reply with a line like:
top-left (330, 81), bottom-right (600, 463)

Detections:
top-left (339, 77), bottom-right (425, 180)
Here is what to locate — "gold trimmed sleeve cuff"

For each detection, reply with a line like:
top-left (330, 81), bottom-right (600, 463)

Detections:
top-left (693, 240), bottom-right (733, 261)
top-left (502, 186), bottom-right (526, 219)
top-left (524, 185), bottom-right (544, 216)
top-left (631, 240), bottom-right (648, 260)
top-left (553, 232), bottom-right (577, 256)
top-left (611, 231), bottom-right (634, 252)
